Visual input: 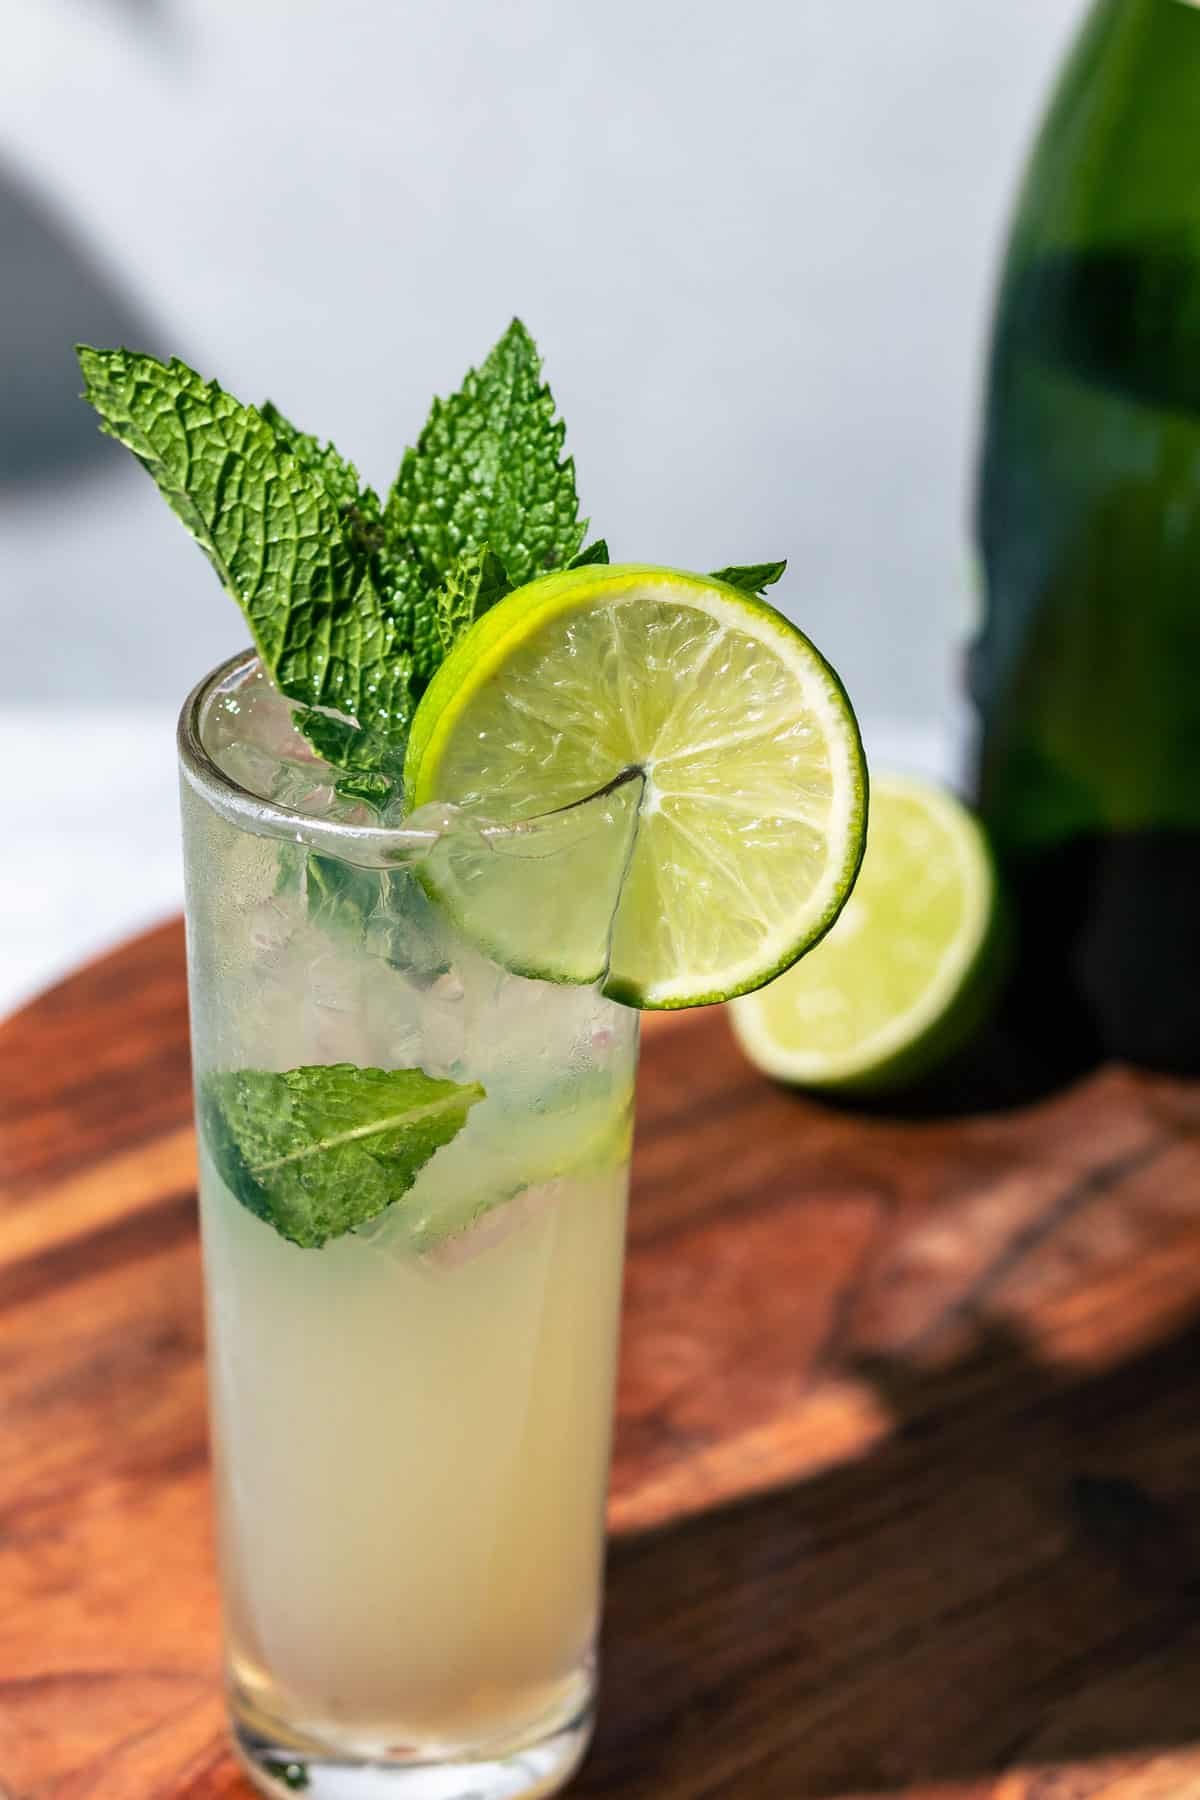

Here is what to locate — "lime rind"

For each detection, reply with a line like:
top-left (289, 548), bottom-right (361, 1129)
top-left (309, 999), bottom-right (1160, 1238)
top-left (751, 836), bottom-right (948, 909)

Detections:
top-left (729, 773), bottom-right (1007, 1091)
top-left (601, 578), bottom-right (868, 1009)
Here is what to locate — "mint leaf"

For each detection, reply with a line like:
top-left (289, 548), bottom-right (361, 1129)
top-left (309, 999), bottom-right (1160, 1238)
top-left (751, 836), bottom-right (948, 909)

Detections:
top-left (273, 840), bottom-right (378, 935)
top-left (569, 539), bottom-right (610, 568)
top-left (259, 399), bottom-right (429, 712)
top-left (77, 348), bottom-right (407, 730)
top-left (290, 709), bottom-right (365, 770)
top-left (202, 1063), bottom-right (485, 1248)
top-left (77, 331), bottom-right (611, 792)
top-left (303, 852), bottom-right (381, 935)
top-left (711, 560), bottom-right (787, 597)
top-left (260, 399), bottom-right (386, 564)
top-left (384, 319), bottom-right (586, 598)
top-left (294, 664), bottom-right (412, 806)
top-left (433, 545), bottom-right (511, 665)
top-left (332, 769), bottom-right (394, 804)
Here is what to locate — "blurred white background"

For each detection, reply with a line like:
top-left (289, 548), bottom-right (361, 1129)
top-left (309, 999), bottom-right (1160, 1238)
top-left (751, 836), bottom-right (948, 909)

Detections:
top-left (0, 0), bottom-right (1084, 1013)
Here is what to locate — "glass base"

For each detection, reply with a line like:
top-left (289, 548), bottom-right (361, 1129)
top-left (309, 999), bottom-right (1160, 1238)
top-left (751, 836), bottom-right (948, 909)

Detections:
top-left (231, 1702), bottom-right (595, 1800)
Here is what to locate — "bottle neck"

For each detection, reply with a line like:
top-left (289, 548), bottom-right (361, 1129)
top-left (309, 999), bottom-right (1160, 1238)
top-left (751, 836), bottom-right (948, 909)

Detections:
top-left (1014, 0), bottom-right (1200, 251)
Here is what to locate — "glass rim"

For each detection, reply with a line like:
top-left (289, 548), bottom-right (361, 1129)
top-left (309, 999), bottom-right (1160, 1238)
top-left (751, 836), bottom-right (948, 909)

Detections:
top-left (178, 649), bottom-right (645, 870)
top-left (177, 648), bottom-right (441, 866)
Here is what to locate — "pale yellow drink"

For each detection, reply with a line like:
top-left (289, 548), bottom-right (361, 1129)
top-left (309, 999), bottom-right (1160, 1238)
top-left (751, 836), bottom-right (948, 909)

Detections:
top-left (201, 1148), bottom-right (629, 1757)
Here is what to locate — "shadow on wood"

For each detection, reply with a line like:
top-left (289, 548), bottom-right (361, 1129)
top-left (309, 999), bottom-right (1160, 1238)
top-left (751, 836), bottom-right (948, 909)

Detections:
top-left (588, 1314), bottom-right (1200, 1798)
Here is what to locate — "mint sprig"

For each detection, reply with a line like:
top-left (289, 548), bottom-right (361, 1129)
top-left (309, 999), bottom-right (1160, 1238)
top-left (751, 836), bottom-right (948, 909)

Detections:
top-left (79, 328), bottom-right (786, 800)
top-left (385, 319), bottom-right (586, 599)
top-left (202, 1063), bottom-right (485, 1248)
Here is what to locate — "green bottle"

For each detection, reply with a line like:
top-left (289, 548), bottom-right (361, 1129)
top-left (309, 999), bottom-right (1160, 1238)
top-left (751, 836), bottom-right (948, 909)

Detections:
top-left (972, 0), bottom-right (1200, 1074)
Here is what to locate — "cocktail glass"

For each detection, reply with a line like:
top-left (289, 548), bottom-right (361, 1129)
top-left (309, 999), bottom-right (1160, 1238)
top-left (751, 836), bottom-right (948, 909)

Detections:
top-left (178, 650), bottom-right (640, 1799)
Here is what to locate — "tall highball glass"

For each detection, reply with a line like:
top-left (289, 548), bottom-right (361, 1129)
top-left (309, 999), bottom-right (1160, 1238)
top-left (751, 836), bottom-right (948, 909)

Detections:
top-left (179, 651), bottom-right (638, 1799)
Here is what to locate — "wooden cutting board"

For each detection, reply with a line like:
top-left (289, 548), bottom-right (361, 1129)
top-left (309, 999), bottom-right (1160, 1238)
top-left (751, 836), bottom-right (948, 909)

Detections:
top-left (3, 919), bottom-right (1200, 1799)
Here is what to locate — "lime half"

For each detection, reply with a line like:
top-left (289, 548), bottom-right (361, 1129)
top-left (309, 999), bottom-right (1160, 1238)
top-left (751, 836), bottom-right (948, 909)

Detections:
top-left (405, 564), bottom-right (867, 1009)
top-left (729, 772), bottom-right (1007, 1090)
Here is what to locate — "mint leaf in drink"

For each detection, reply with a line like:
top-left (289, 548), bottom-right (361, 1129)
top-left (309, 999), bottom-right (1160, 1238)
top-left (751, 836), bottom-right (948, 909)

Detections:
top-left (330, 768), bottom-right (395, 804)
top-left (291, 704), bottom-right (401, 796)
top-left (433, 545), bottom-right (512, 664)
top-left (303, 852), bottom-right (382, 935)
top-left (711, 560), bottom-right (787, 597)
top-left (279, 563), bottom-right (414, 783)
top-left (384, 319), bottom-right (586, 597)
top-left (294, 677), bottom-right (412, 807)
top-left (569, 539), bottom-right (610, 568)
top-left (202, 1063), bottom-right (485, 1248)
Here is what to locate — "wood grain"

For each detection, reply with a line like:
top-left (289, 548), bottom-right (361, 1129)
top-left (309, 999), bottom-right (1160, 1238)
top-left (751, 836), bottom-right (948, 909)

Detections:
top-left (3, 920), bottom-right (1200, 1797)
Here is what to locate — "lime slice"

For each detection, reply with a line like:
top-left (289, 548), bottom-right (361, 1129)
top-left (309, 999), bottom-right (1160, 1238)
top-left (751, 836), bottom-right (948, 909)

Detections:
top-left (405, 564), bottom-right (867, 1009)
top-left (729, 772), bottom-right (1008, 1091)
top-left (407, 775), bottom-right (644, 988)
